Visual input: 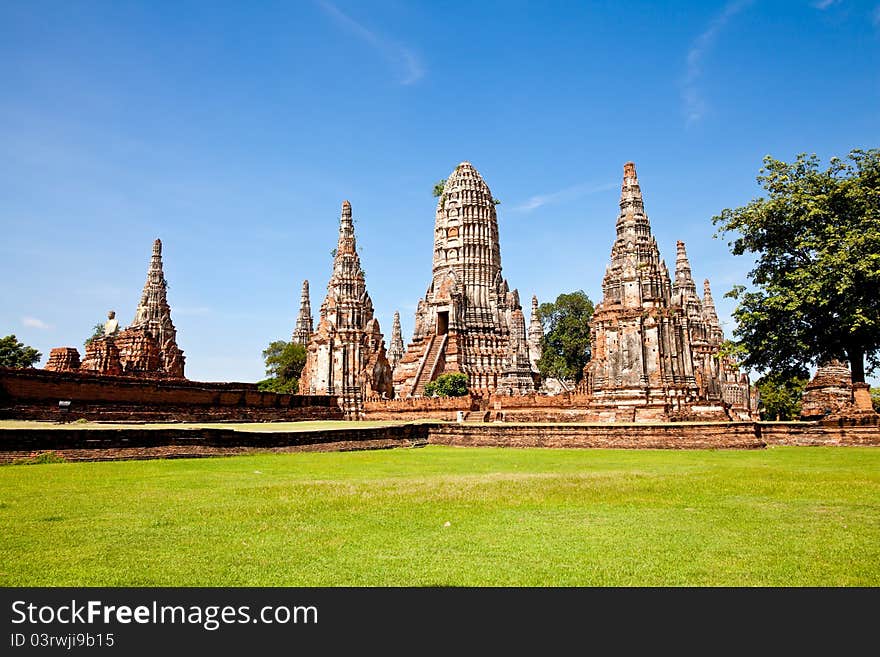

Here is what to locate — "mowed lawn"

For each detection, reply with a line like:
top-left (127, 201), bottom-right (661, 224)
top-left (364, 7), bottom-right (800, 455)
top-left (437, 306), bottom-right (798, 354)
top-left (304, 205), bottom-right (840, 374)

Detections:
top-left (1, 446), bottom-right (878, 586)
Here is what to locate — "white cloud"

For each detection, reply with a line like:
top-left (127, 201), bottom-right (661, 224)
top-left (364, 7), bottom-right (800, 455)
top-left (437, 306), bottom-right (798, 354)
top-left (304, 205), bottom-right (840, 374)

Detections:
top-left (682, 0), bottom-right (754, 123)
top-left (22, 317), bottom-right (50, 329)
top-left (512, 181), bottom-right (617, 212)
top-left (813, 0), bottom-right (840, 9)
top-left (317, 0), bottom-right (424, 85)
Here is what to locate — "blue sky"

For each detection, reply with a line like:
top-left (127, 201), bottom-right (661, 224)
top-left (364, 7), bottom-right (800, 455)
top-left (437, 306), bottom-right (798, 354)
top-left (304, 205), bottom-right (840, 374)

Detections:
top-left (1, 0), bottom-right (878, 384)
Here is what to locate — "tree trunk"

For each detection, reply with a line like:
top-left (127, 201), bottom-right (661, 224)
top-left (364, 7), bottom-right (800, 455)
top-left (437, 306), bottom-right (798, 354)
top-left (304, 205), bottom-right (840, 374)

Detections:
top-left (847, 346), bottom-right (865, 383)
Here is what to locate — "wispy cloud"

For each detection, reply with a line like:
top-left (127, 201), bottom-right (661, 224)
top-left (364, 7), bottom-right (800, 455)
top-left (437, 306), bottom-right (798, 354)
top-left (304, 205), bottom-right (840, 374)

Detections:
top-left (873, 4), bottom-right (880, 27)
top-left (682, 0), bottom-right (754, 123)
top-left (22, 317), bottom-right (50, 329)
top-left (512, 181), bottom-right (617, 212)
top-left (317, 0), bottom-right (424, 85)
top-left (813, 0), bottom-right (840, 9)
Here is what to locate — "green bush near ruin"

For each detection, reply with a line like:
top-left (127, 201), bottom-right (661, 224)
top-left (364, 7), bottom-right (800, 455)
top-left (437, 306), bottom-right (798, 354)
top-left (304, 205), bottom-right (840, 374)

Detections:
top-left (1, 446), bottom-right (878, 586)
top-left (424, 372), bottom-right (469, 397)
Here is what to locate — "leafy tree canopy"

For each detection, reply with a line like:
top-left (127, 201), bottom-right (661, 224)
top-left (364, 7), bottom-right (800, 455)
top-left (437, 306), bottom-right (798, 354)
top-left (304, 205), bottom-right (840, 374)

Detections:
top-left (871, 387), bottom-right (880, 413)
top-left (713, 149), bottom-right (880, 383)
top-left (259, 340), bottom-right (307, 394)
top-left (755, 373), bottom-right (809, 421)
top-left (424, 372), bottom-right (469, 397)
top-left (0, 335), bottom-right (42, 369)
top-left (432, 179), bottom-right (446, 198)
top-left (536, 291), bottom-right (594, 382)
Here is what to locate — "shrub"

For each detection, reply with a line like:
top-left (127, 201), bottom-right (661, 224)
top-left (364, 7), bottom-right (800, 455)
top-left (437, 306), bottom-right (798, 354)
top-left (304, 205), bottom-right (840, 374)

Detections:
top-left (424, 372), bottom-right (469, 397)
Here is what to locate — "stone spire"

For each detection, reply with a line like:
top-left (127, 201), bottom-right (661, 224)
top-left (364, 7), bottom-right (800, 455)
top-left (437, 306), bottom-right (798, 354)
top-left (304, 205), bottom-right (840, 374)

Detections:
top-left (388, 311), bottom-right (405, 371)
top-left (394, 160), bottom-right (537, 396)
top-left (128, 238), bottom-right (185, 377)
top-left (431, 161), bottom-right (502, 329)
top-left (527, 295), bottom-right (543, 369)
top-left (702, 279), bottom-right (724, 345)
top-left (299, 201), bottom-right (393, 417)
top-left (601, 162), bottom-right (670, 309)
top-left (672, 240), bottom-right (703, 323)
top-left (585, 162), bottom-right (699, 410)
top-left (324, 200), bottom-right (372, 320)
top-left (292, 279), bottom-right (313, 346)
top-left (132, 239), bottom-right (170, 328)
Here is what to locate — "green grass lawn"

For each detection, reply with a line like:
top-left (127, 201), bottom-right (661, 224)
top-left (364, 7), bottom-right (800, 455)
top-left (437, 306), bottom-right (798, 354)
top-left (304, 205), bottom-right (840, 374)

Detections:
top-left (1, 446), bottom-right (878, 586)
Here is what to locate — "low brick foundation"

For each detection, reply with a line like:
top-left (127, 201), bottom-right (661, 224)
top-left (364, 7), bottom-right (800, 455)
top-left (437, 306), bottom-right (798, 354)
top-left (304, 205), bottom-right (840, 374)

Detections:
top-left (0, 368), bottom-right (343, 422)
top-left (428, 422), bottom-right (765, 449)
top-left (0, 424), bottom-right (429, 463)
top-left (1, 420), bottom-right (876, 463)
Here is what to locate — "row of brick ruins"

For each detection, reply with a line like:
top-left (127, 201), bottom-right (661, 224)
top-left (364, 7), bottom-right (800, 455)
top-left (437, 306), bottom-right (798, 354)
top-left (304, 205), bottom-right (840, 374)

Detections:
top-left (45, 239), bottom-right (186, 380)
top-left (40, 161), bottom-right (874, 424)
top-left (296, 161), bottom-right (761, 421)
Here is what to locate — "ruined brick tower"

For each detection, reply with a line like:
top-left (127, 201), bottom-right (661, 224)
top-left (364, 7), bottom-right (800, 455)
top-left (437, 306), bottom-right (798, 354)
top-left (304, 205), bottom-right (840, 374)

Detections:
top-left (388, 311), bottom-right (405, 371)
top-left (292, 279), bottom-right (313, 346)
top-left (125, 239), bottom-right (186, 378)
top-left (584, 163), bottom-right (698, 419)
top-left (299, 201), bottom-right (393, 418)
top-left (394, 161), bottom-right (539, 396)
top-left (68, 238), bottom-right (185, 379)
top-left (584, 162), bottom-right (751, 421)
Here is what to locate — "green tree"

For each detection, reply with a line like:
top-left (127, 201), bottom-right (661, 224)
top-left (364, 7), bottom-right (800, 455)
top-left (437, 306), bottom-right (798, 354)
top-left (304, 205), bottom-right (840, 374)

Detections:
top-left (0, 335), bottom-right (42, 368)
top-left (424, 372), bottom-right (469, 397)
top-left (258, 340), bottom-right (306, 394)
top-left (713, 149), bottom-right (880, 383)
top-left (536, 291), bottom-right (594, 382)
top-left (432, 179), bottom-right (446, 198)
top-left (756, 373), bottom-right (809, 421)
top-left (871, 387), bottom-right (880, 412)
top-left (84, 323), bottom-right (104, 348)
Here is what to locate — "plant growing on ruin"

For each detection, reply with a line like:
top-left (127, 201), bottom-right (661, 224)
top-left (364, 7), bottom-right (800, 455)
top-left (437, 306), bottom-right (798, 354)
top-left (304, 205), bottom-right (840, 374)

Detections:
top-left (432, 179), bottom-right (446, 198)
top-left (714, 149), bottom-right (880, 383)
top-left (536, 291), bottom-right (594, 382)
top-left (0, 335), bottom-right (42, 368)
top-left (83, 323), bottom-right (105, 348)
top-left (424, 372), bottom-right (469, 397)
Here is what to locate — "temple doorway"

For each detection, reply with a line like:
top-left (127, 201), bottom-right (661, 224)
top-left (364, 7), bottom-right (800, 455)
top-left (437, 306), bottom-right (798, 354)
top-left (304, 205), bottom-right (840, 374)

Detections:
top-left (437, 311), bottom-right (449, 335)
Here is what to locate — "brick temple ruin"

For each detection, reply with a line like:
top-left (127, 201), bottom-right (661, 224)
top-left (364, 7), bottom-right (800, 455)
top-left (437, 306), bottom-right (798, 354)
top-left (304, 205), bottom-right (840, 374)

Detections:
top-left (23, 160), bottom-right (875, 428)
top-left (298, 201), bottom-right (394, 418)
top-left (392, 161), bottom-right (541, 397)
top-left (581, 162), bottom-right (752, 421)
top-left (366, 161), bottom-right (756, 422)
top-left (45, 238), bottom-right (186, 380)
top-left (801, 360), bottom-right (877, 424)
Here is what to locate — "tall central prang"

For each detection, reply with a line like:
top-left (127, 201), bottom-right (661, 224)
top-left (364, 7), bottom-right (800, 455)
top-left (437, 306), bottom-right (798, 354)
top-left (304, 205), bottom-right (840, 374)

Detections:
top-left (395, 161), bottom-right (539, 396)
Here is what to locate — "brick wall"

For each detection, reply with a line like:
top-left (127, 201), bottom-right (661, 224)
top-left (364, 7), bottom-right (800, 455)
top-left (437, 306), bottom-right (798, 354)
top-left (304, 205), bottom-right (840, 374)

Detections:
top-left (2, 420), bottom-right (876, 463)
top-left (0, 368), bottom-right (343, 422)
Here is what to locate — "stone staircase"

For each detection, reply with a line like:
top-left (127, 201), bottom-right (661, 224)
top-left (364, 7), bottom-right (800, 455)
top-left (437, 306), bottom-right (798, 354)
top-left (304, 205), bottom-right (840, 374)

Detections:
top-left (414, 334), bottom-right (447, 395)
